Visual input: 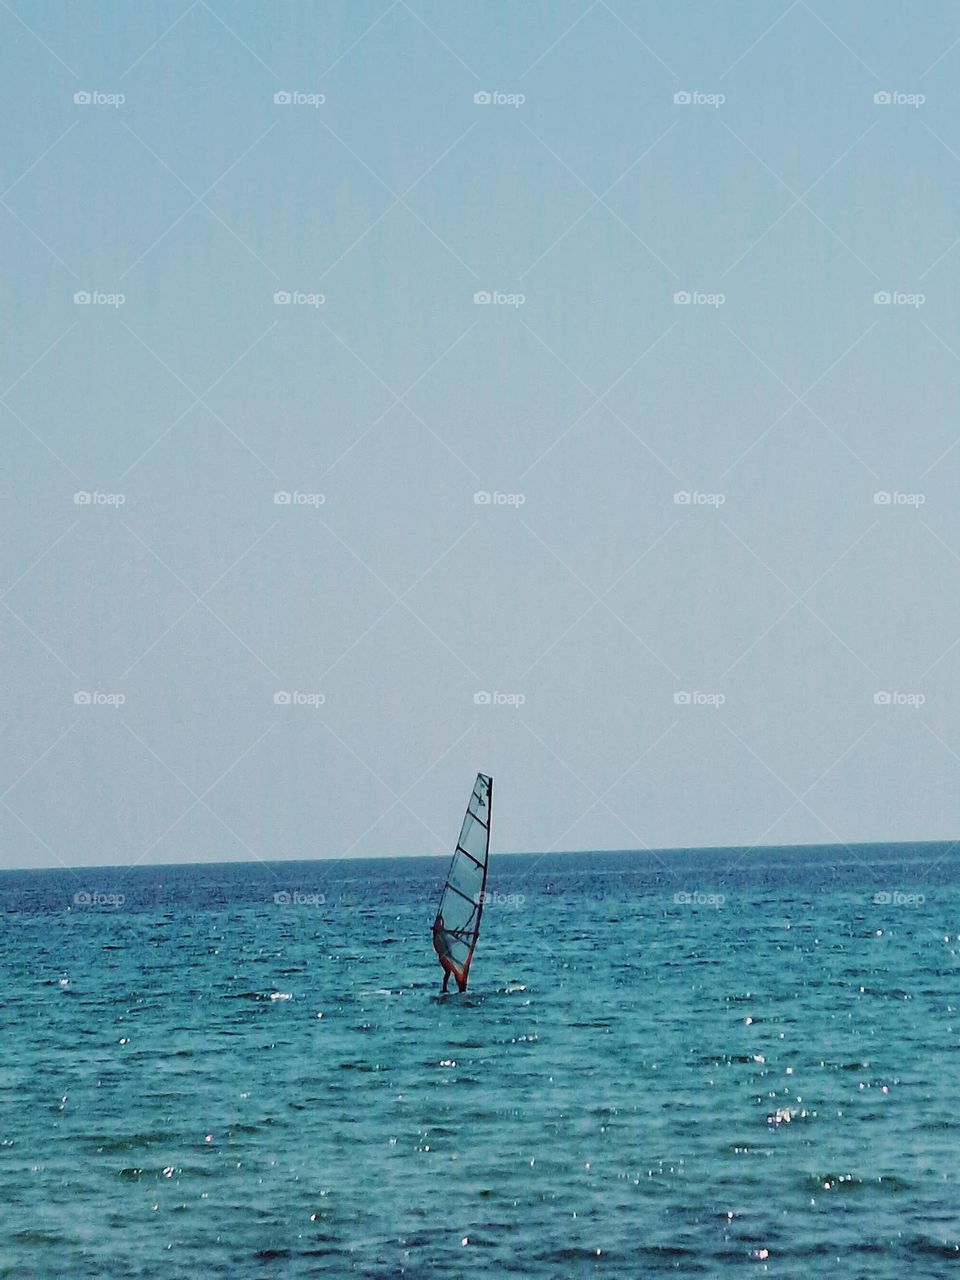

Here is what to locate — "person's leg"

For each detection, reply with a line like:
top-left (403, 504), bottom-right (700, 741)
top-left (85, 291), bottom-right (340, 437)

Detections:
top-left (442, 969), bottom-right (450, 993)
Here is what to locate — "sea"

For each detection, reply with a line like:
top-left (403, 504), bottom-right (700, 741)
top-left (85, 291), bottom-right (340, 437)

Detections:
top-left (2, 841), bottom-right (960, 1278)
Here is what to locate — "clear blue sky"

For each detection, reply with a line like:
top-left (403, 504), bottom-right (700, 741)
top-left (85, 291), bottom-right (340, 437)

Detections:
top-left (3, 1), bottom-right (960, 869)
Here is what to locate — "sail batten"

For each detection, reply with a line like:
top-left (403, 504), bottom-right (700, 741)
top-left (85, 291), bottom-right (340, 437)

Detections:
top-left (433, 772), bottom-right (492, 987)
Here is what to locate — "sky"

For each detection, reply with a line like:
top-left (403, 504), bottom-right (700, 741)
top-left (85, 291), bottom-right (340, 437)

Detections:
top-left (2, 1), bottom-right (960, 870)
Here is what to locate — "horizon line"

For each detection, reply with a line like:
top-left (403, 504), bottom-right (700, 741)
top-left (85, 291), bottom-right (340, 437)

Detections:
top-left (1, 836), bottom-right (958, 876)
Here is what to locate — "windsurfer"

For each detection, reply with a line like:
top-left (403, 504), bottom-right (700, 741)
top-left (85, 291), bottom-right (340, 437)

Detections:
top-left (432, 914), bottom-right (467, 993)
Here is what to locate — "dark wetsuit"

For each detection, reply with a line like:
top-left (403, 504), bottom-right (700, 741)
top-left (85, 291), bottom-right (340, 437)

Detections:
top-left (432, 916), bottom-right (467, 992)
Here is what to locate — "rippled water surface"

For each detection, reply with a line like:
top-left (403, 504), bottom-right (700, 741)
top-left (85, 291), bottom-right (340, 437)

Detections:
top-left (3, 843), bottom-right (960, 1277)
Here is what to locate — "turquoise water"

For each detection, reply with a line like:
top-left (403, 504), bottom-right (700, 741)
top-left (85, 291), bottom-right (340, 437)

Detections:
top-left (2, 843), bottom-right (960, 1277)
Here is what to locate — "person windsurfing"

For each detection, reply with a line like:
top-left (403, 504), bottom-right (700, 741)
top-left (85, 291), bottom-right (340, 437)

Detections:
top-left (432, 913), bottom-right (467, 993)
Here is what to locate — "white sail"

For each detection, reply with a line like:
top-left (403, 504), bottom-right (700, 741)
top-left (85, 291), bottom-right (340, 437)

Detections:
top-left (434, 773), bottom-right (492, 984)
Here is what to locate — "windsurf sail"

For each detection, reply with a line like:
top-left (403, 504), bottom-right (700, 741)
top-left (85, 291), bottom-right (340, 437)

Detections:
top-left (433, 772), bottom-right (492, 988)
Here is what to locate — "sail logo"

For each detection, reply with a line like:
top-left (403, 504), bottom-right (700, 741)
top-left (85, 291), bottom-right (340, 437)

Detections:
top-left (873, 890), bottom-right (924, 906)
top-left (873, 90), bottom-right (924, 108)
top-left (474, 490), bottom-right (525, 506)
top-left (74, 691), bottom-right (125, 707)
top-left (673, 90), bottom-right (725, 108)
top-left (674, 691), bottom-right (725, 707)
top-left (674, 890), bottom-right (725, 907)
top-left (274, 691), bottom-right (325, 707)
top-left (474, 691), bottom-right (525, 707)
top-left (273, 890), bottom-right (325, 906)
top-left (873, 691), bottom-right (924, 706)
top-left (73, 890), bottom-right (125, 907)
top-left (873, 491), bottom-right (924, 506)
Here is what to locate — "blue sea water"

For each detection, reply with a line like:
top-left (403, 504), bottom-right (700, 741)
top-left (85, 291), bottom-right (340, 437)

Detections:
top-left (2, 842), bottom-right (960, 1278)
